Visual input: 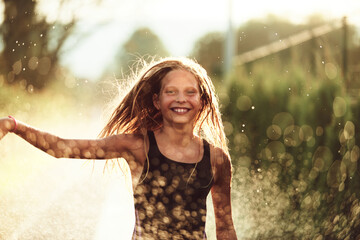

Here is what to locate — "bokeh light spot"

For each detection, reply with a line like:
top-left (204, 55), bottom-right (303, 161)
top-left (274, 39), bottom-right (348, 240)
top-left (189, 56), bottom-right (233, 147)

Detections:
top-left (12, 60), bottom-right (22, 75)
top-left (266, 124), bottom-right (282, 140)
top-left (272, 112), bottom-right (294, 131)
top-left (236, 95), bottom-right (252, 111)
top-left (333, 97), bottom-right (347, 118)
top-left (327, 160), bottom-right (346, 188)
top-left (28, 57), bottom-right (39, 70)
top-left (325, 62), bottom-right (338, 79)
top-left (283, 125), bottom-right (303, 147)
top-left (299, 125), bottom-right (313, 142)
top-left (315, 126), bottom-right (324, 136)
top-left (343, 121), bottom-right (355, 140)
top-left (263, 141), bottom-right (286, 161)
top-left (223, 121), bottom-right (233, 136)
top-left (312, 146), bottom-right (333, 172)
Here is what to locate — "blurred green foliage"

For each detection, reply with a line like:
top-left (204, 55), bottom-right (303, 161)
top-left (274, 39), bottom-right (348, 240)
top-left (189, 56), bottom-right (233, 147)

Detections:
top-left (190, 32), bottom-right (225, 78)
top-left (217, 56), bottom-right (360, 238)
top-left (191, 14), bottom-right (359, 82)
top-left (110, 27), bottom-right (169, 77)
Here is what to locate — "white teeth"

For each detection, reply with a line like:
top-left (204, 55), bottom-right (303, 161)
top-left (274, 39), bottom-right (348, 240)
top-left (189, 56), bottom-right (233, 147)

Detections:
top-left (173, 108), bottom-right (188, 113)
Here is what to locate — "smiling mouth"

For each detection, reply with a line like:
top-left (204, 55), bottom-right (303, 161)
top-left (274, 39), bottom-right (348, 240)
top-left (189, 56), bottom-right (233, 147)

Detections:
top-left (171, 107), bottom-right (190, 113)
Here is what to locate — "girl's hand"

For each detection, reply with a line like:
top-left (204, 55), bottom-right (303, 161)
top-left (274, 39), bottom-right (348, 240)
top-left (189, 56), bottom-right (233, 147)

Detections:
top-left (0, 117), bottom-right (15, 140)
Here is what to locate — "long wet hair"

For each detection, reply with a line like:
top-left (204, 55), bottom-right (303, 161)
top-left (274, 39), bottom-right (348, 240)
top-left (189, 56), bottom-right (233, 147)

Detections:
top-left (99, 57), bottom-right (229, 158)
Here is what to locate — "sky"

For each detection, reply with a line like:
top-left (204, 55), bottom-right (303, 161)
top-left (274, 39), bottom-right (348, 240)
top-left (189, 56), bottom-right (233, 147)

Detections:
top-left (37, 0), bottom-right (360, 80)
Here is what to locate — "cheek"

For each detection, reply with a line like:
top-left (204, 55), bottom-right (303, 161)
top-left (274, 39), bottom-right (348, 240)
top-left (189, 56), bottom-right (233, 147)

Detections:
top-left (193, 96), bottom-right (202, 106)
top-left (195, 98), bottom-right (205, 114)
top-left (157, 96), bottom-right (173, 110)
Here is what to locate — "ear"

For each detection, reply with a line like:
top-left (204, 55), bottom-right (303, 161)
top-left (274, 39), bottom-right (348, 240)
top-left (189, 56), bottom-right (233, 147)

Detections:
top-left (153, 94), bottom-right (160, 110)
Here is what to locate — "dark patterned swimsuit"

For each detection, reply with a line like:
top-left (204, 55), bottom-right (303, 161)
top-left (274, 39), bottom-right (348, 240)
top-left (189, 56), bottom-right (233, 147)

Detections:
top-left (132, 131), bottom-right (213, 240)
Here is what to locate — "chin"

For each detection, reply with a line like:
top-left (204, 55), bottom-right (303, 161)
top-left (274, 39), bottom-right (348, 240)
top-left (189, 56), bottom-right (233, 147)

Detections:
top-left (167, 117), bottom-right (195, 125)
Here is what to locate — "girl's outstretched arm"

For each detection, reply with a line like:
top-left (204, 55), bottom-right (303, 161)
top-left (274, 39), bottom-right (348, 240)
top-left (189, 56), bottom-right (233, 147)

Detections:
top-left (0, 117), bottom-right (15, 141)
top-left (211, 148), bottom-right (238, 240)
top-left (0, 117), bottom-right (144, 160)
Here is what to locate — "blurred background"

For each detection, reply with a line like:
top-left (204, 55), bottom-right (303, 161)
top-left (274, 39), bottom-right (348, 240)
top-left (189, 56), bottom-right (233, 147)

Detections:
top-left (1, 0), bottom-right (360, 239)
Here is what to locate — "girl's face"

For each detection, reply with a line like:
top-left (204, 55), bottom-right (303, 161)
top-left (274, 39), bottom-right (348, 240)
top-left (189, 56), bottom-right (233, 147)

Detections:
top-left (153, 69), bottom-right (202, 127)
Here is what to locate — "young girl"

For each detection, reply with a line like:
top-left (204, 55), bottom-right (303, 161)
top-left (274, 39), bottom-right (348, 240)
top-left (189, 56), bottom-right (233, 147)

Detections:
top-left (0, 57), bottom-right (237, 239)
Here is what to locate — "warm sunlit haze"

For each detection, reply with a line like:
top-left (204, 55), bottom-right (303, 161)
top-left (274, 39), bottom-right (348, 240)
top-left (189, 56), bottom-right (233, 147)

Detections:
top-left (35, 0), bottom-right (360, 80)
top-left (0, 91), bottom-right (135, 239)
top-left (1, 0), bottom-right (360, 239)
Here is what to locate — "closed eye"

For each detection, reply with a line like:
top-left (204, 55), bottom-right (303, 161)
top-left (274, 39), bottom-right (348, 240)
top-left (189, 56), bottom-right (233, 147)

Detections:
top-left (165, 90), bottom-right (176, 94)
top-left (186, 89), bottom-right (198, 95)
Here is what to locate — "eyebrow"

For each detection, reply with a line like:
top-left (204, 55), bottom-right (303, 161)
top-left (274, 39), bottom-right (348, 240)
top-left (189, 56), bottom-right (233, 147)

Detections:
top-left (163, 85), bottom-right (198, 89)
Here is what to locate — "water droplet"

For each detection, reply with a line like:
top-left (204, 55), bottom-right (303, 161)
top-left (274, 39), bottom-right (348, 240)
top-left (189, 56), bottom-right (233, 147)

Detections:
top-left (322, 61), bottom-right (325, 64)
top-left (306, 94), bottom-right (309, 97)
top-left (40, 34), bottom-right (43, 37)
top-left (12, 49), bottom-right (15, 52)
top-left (22, 68), bottom-right (25, 71)
top-left (34, 43), bottom-right (37, 46)
top-left (251, 106), bottom-right (255, 109)
top-left (289, 88), bottom-right (291, 91)
top-left (242, 124), bottom-right (245, 127)
top-left (320, 45), bottom-right (323, 48)
top-left (27, 84), bottom-right (34, 93)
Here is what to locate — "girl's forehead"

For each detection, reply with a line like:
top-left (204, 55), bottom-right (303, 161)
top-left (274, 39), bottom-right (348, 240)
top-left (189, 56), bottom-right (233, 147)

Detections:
top-left (161, 69), bottom-right (199, 87)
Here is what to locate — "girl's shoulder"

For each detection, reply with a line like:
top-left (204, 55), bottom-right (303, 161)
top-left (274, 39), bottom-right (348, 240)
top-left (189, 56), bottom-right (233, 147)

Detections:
top-left (207, 143), bottom-right (231, 184)
top-left (111, 132), bottom-right (145, 143)
top-left (208, 144), bottom-right (230, 164)
top-left (110, 132), bottom-right (148, 154)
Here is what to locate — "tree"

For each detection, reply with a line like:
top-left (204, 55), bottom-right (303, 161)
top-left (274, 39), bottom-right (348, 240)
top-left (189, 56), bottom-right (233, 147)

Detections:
top-left (111, 27), bottom-right (169, 77)
top-left (0, 0), bottom-right (77, 90)
top-left (190, 32), bottom-right (225, 79)
top-left (236, 15), bottom-right (306, 55)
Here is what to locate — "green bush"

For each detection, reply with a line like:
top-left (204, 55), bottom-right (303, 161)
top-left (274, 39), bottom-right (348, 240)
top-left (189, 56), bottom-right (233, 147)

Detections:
top-left (221, 61), bottom-right (360, 238)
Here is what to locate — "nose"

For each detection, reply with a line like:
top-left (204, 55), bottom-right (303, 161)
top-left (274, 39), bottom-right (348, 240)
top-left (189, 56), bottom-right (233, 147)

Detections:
top-left (176, 93), bottom-right (186, 103)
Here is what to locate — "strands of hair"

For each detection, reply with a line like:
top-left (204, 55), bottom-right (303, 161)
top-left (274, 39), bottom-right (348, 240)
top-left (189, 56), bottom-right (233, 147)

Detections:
top-left (100, 57), bottom-right (229, 157)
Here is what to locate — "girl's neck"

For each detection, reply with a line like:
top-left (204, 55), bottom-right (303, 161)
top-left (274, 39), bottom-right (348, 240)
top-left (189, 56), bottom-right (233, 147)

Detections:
top-left (156, 125), bottom-right (195, 147)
